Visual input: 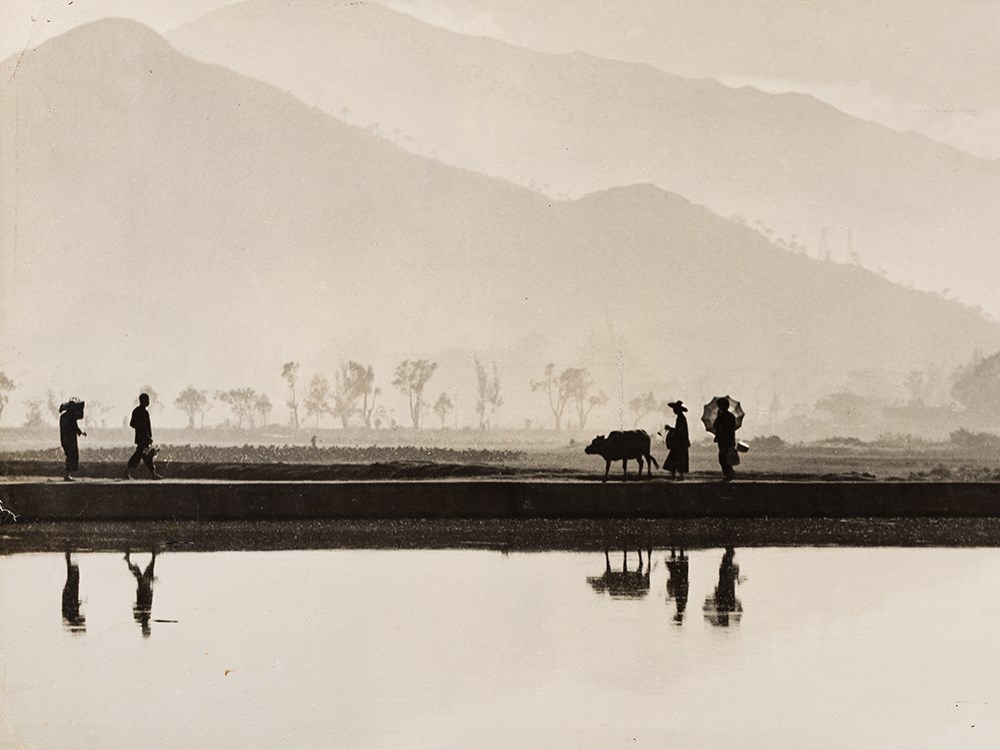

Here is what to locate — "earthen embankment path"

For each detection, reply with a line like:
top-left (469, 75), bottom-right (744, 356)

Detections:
top-left (2, 478), bottom-right (1000, 522)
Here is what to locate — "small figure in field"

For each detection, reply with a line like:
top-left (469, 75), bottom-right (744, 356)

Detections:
top-left (663, 400), bottom-right (690, 480)
top-left (127, 393), bottom-right (162, 479)
top-left (59, 399), bottom-right (86, 481)
top-left (125, 548), bottom-right (157, 638)
top-left (584, 430), bottom-right (659, 482)
top-left (713, 397), bottom-right (738, 481)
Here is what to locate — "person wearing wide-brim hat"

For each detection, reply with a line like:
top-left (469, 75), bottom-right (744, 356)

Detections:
top-left (663, 400), bottom-right (690, 480)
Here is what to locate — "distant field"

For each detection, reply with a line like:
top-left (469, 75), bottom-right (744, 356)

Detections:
top-left (2, 427), bottom-right (999, 481)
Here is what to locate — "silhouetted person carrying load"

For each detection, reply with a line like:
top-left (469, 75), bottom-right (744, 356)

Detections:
top-left (712, 398), bottom-right (738, 481)
top-left (58, 399), bottom-right (87, 481)
top-left (663, 400), bottom-right (690, 480)
top-left (126, 393), bottom-right (161, 479)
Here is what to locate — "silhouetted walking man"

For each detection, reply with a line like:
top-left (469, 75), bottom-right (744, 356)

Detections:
top-left (127, 393), bottom-right (161, 479)
top-left (713, 397), bottom-right (738, 481)
top-left (59, 399), bottom-right (86, 481)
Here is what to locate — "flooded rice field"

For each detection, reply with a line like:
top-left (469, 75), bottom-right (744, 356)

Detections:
top-left (3, 539), bottom-right (1000, 748)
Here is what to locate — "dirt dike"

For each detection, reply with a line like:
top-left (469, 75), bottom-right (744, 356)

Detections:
top-left (2, 475), bottom-right (1000, 523)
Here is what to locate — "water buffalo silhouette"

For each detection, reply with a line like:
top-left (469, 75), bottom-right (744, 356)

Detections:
top-left (585, 430), bottom-right (659, 481)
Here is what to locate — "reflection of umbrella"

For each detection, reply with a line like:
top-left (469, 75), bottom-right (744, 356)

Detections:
top-left (703, 596), bottom-right (743, 627)
top-left (701, 396), bottom-right (745, 434)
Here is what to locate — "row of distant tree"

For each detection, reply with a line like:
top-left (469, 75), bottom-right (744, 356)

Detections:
top-left (0, 359), bottom-right (601, 432)
top-left (270, 359), bottom-right (610, 431)
top-left (274, 359), bottom-right (635, 431)
top-left (3, 348), bottom-right (1000, 431)
top-left (272, 359), bottom-right (504, 431)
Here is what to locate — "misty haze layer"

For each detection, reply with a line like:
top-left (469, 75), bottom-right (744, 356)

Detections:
top-left (2, 11), bottom-right (999, 427)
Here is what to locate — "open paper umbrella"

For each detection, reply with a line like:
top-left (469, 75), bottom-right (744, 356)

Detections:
top-left (701, 396), bottom-right (745, 434)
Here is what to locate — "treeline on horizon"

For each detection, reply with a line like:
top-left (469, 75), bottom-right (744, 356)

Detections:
top-left (0, 359), bottom-right (606, 433)
top-left (2, 347), bottom-right (1000, 440)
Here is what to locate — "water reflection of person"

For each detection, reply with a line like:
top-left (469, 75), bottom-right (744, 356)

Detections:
top-left (587, 547), bottom-right (652, 599)
top-left (125, 548), bottom-right (157, 638)
top-left (665, 549), bottom-right (689, 624)
top-left (703, 546), bottom-right (742, 627)
top-left (62, 551), bottom-right (86, 634)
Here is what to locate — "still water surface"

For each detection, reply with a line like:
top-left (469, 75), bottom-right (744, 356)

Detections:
top-left (2, 546), bottom-right (999, 749)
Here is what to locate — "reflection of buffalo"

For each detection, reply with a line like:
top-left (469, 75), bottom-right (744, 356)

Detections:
top-left (587, 548), bottom-right (652, 599)
top-left (585, 430), bottom-right (659, 481)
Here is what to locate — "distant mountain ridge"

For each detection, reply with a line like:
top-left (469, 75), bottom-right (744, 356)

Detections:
top-left (167, 0), bottom-right (1000, 317)
top-left (1, 19), bottom-right (998, 421)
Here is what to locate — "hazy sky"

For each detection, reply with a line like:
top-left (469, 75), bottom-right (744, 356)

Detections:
top-left (4, 0), bottom-right (997, 158)
top-left (383, 0), bottom-right (1000, 160)
top-left (0, 0), bottom-right (231, 63)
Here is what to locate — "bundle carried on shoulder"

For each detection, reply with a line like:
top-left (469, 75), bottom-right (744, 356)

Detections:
top-left (59, 399), bottom-right (85, 417)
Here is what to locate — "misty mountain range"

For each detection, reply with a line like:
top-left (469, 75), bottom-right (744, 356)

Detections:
top-left (383, 0), bottom-right (1000, 161)
top-left (168, 1), bottom-right (1000, 316)
top-left (2, 13), bottom-right (999, 426)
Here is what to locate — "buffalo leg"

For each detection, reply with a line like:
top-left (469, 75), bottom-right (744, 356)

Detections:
top-left (622, 459), bottom-right (628, 480)
top-left (603, 460), bottom-right (611, 482)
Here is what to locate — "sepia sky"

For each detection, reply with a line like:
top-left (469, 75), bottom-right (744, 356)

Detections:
top-left (0, 0), bottom-right (229, 60)
top-left (4, 0), bottom-right (998, 158)
top-left (384, 0), bottom-right (1000, 160)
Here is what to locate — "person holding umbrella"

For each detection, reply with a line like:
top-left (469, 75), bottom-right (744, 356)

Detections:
top-left (702, 396), bottom-right (744, 481)
top-left (713, 397), bottom-right (738, 480)
top-left (663, 400), bottom-right (690, 480)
